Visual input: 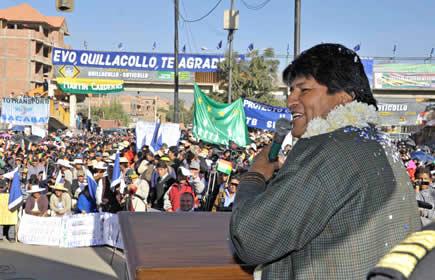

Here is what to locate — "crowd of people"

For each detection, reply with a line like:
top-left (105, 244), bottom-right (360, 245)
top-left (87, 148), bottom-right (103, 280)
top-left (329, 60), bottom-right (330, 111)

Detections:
top-left (0, 124), bottom-right (432, 243)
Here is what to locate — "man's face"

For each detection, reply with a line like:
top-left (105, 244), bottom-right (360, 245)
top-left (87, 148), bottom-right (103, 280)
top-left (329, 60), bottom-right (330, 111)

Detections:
top-left (179, 194), bottom-right (194, 211)
top-left (288, 76), bottom-right (352, 138)
top-left (190, 168), bottom-right (199, 178)
top-left (78, 175), bottom-right (84, 183)
top-left (156, 167), bottom-right (167, 177)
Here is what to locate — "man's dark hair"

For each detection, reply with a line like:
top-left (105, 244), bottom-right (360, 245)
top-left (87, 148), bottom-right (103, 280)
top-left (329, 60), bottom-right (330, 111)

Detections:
top-left (156, 161), bottom-right (167, 169)
top-left (283, 43), bottom-right (377, 110)
top-left (415, 167), bottom-right (430, 178)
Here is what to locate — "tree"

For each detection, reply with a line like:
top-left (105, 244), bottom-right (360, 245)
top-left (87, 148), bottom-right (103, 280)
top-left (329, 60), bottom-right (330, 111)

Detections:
top-left (88, 100), bottom-right (130, 126)
top-left (158, 100), bottom-right (193, 125)
top-left (216, 48), bottom-right (286, 107)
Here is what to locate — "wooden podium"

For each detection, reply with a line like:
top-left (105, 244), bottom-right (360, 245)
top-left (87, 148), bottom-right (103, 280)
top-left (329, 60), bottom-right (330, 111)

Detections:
top-left (118, 212), bottom-right (253, 280)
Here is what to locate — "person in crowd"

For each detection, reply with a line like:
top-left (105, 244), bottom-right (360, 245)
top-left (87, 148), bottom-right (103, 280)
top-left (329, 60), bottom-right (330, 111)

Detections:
top-left (49, 183), bottom-right (72, 216)
top-left (25, 184), bottom-right (49, 216)
top-left (189, 160), bottom-right (206, 197)
top-left (72, 158), bottom-right (84, 180)
top-left (56, 159), bottom-right (73, 192)
top-left (213, 177), bottom-right (239, 212)
top-left (230, 43), bottom-right (421, 279)
top-left (150, 161), bottom-right (176, 210)
top-left (93, 162), bottom-right (108, 210)
top-left (164, 167), bottom-right (196, 212)
top-left (124, 170), bottom-right (149, 212)
top-left (415, 167), bottom-right (435, 223)
top-left (178, 192), bottom-right (195, 212)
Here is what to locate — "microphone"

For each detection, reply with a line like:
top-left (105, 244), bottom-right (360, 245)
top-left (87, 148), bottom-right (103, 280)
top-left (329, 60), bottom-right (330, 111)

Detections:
top-left (268, 118), bottom-right (293, 162)
top-left (417, 200), bottom-right (433, 210)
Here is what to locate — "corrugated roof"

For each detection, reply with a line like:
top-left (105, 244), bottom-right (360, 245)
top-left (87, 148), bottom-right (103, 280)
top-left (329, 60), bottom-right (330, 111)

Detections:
top-left (0, 3), bottom-right (65, 29)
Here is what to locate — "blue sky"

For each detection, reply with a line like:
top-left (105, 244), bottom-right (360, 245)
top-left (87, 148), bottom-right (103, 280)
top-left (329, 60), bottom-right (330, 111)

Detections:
top-left (2, 0), bottom-right (435, 62)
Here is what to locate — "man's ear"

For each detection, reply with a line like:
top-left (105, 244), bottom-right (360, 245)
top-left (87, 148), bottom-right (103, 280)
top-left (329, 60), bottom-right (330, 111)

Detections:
top-left (337, 91), bottom-right (354, 104)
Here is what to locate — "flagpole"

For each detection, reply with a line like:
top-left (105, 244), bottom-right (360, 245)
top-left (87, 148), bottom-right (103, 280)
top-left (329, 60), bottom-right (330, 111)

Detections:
top-left (227, 0), bottom-right (235, 104)
top-left (174, 0), bottom-right (180, 123)
top-left (294, 0), bottom-right (301, 57)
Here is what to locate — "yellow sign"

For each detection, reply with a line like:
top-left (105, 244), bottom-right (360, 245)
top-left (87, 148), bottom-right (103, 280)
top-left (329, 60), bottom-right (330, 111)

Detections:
top-left (58, 65), bottom-right (80, 79)
top-left (0, 194), bottom-right (18, 225)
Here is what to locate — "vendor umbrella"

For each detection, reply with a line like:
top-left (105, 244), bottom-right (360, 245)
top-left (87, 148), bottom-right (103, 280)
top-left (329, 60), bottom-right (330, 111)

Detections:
top-left (411, 151), bottom-right (434, 163)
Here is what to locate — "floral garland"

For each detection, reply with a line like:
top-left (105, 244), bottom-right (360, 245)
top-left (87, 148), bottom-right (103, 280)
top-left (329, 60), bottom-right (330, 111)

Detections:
top-left (301, 101), bottom-right (379, 138)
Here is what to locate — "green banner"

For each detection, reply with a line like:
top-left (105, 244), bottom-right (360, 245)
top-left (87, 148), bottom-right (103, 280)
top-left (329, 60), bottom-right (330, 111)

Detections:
top-left (193, 84), bottom-right (250, 147)
top-left (56, 78), bottom-right (124, 94)
top-left (374, 63), bottom-right (435, 73)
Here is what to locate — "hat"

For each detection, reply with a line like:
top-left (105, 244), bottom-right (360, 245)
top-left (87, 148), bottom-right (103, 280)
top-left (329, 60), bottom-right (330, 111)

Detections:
top-left (96, 152), bottom-right (102, 157)
top-left (56, 159), bottom-right (73, 169)
top-left (27, 184), bottom-right (45, 194)
top-left (127, 170), bottom-right (138, 180)
top-left (160, 156), bottom-right (171, 162)
top-left (77, 170), bottom-right (85, 177)
top-left (94, 162), bottom-right (107, 170)
top-left (199, 149), bottom-right (208, 158)
top-left (51, 183), bottom-right (68, 192)
top-left (230, 178), bottom-right (240, 185)
top-left (122, 141), bottom-right (129, 147)
top-left (179, 166), bottom-right (192, 177)
top-left (189, 160), bottom-right (200, 170)
top-left (102, 152), bottom-right (110, 158)
top-left (119, 157), bottom-right (129, 163)
top-left (73, 159), bottom-right (84, 165)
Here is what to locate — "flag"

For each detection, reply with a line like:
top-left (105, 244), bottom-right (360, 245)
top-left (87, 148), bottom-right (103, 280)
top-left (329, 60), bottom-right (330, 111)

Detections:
top-left (217, 40), bottom-right (222, 49)
top-left (8, 169), bottom-right (23, 210)
top-left (247, 43), bottom-right (254, 52)
top-left (150, 120), bottom-right (162, 153)
top-left (393, 44), bottom-right (397, 54)
top-left (182, 45), bottom-right (186, 53)
top-left (117, 42), bottom-right (123, 51)
top-left (56, 170), bottom-right (63, 184)
top-left (430, 48), bottom-right (434, 57)
top-left (85, 169), bottom-right (97, 201)
top-left (110, 151), bottom-right (121, 190)
top-left (83, 40), bottom-right (88, 50)
top-left (286, 43), bottom-right (290, 56)
top-left (353, 43), bottom-right (361, 52)
top-left (3, 167), bottom-right (18, 180)
top-left (193, 83), bottom-right (250, 147)
top-left (152, 41), bottom-right (157, 50)
top-left (217, 159), bottom-right (233, 175)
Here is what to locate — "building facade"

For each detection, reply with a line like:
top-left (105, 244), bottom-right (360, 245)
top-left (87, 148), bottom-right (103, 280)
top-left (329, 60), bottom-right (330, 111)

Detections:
top-left (0, 3), bottom-right (69, 97)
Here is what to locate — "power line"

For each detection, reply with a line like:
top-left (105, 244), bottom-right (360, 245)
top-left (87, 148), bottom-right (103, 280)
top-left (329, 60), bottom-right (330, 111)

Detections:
top-left (179, 0), bottom-right (223, 23)
top-left (241, 0), bottom-right (272, 10)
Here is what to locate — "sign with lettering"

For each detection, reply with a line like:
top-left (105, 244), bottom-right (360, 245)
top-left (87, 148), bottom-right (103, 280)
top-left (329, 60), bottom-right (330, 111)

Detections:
top-left (243, 99), bottom-right (292, 131)
top-left (52, 47), bottom-right (237, 72)
top-left (1, 97), bottom-right (50, 125)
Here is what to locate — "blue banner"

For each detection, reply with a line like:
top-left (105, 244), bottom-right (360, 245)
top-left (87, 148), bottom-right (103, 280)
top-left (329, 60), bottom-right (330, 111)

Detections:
top-left (362, 59), bottom-right (374, 87)
top-left (52, 48), bottom-right (237, 72)
top-left (243, 99), bottom-right (292, 131)
top-left (1, 97), bottom-right (50, 125)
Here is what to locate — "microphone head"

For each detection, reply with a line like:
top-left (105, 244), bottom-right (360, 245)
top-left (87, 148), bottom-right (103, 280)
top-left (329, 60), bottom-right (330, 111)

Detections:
top-left (275, 118), bottom-right (293, 136)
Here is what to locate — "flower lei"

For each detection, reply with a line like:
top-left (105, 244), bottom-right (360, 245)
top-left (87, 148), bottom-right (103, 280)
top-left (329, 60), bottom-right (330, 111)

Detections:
top-left (301, 101), bottom-right (379, 138)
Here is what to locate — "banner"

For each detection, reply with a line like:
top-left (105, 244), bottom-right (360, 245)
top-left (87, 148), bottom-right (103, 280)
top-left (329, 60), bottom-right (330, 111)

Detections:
top-left (1, 97), bottom-right (49, 125)
top-left (54, 65), bottom-right (194, 83)
top-left (243, 99), bottom-right (291, 131)
top-left (136, 121), bottom-right (181, 150)
top-left (377, 101), bottom-right (429, 126)
top-left (56, 78), bottom-right (124, 94)
top-left (52, 47), bottom-right (237, 72)
top-left (193, 84), bottom-right (250, 147)
top-left (0, 194), bottom-right (18, 225)
top-left (18, 213), bottom-right (123, 249)
top-left (374, 72), bottom-right (435, 89)
top-left (361, 59), bottom-right (374, 87)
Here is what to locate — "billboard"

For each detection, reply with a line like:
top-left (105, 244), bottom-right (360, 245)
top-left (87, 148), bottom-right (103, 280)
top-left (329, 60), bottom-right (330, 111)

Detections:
top-left (373, 63), bottom-right (435, 89)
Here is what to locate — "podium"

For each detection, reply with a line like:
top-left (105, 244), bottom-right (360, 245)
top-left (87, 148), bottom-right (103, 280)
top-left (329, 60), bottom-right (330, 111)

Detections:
top-left (118, 212), bottom-right (253, 280)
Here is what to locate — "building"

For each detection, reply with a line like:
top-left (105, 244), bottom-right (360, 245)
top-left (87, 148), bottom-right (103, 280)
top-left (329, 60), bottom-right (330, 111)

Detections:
top-left (0, 3), bottom-right (69, 97)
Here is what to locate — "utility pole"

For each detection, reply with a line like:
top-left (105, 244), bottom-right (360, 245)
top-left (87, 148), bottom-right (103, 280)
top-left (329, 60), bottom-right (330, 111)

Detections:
top-left (227, 0), bottom-right (235, 104)
top-left (294, 0), bottom-right (301, 57)
top-left (173, 0), bottom-right (180, 123)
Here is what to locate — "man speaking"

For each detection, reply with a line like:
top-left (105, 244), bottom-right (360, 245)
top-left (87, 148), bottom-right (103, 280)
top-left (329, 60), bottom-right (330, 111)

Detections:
top-left (230, 44), bottom-right (421, 279)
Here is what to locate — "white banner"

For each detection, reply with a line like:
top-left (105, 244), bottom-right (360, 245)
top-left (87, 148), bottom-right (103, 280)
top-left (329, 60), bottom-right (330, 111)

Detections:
top-left (1, 97), bottom-right (50, 125)
top-left (18, 214), bottom-right (63, 246)
top-left (136, 121), bottom-right (181, 150)
top-left (31, 125), bottom-right (47, 138)
top-left (18, 213), bottom-right (123, 249)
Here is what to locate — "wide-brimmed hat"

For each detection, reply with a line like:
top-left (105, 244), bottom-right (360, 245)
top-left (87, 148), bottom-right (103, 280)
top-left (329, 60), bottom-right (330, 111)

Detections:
top-left (102, 152), bottom-right (110, 158)
top-left (119, 157), bottom-right (129, 164)
top-left (73, 159), bottom-right (84, 165)
top-left (51, 183), bottom-right (68, 192)
top-left (94, 162), bottom-right (107, 170)
top-left (56, 159), bottom-right (73, 169)
top-left (77, 170), bottom-right (85, 177)
top-left (27, 184), bottom-right (45, 194)
top-left (189, 160), bottom-right (200, 170)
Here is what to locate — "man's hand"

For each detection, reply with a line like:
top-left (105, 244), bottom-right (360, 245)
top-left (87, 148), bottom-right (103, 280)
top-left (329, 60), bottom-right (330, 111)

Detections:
top-left (249, 145), bottom-right (281, 181)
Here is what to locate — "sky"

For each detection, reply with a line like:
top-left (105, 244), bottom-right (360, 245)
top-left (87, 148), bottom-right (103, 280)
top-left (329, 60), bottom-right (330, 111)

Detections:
top-left (2, 0), bottom-right (435, 65)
